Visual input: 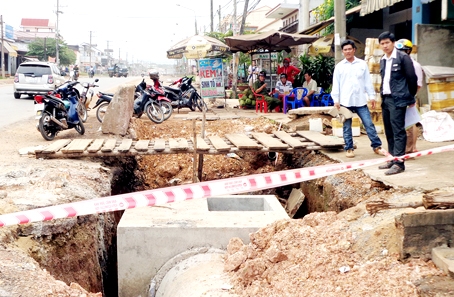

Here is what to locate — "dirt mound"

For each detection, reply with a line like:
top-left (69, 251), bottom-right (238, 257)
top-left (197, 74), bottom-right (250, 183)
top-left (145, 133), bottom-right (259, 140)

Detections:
top-left (225, 212), bottom-right (442, 297)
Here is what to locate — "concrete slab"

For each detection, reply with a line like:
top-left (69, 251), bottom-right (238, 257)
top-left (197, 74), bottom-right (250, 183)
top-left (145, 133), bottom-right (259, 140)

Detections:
top-left (432, 246), bottom-right (454, 278)
top-left (395, 210), bottom-right (454, 259)
top-left (288, 106), bottom-right (333, 115)
top-left (117, 195), bottom-right (288, 297)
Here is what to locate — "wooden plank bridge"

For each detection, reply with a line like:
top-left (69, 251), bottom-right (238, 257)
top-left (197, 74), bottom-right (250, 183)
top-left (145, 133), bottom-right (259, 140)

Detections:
top-left (34, 131), bottom-right (345, 159)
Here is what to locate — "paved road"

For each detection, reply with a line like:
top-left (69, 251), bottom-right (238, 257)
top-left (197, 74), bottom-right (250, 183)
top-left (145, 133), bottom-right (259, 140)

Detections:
top-left (0, 76), bottom-right (142, 128)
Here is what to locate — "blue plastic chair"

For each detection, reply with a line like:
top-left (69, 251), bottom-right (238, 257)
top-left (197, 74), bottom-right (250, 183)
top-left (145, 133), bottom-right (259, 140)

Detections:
top-left (310, 88), bottom-right (324, 107)
top-left (320, 94), bottom-right (334, 106)
top-left (283, 87), bottom-right (307, 114)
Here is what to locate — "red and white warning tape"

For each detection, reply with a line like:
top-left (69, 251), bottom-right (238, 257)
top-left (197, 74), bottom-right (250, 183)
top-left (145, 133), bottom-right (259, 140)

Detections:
top-left (1, 144), bottom-right (453, 228)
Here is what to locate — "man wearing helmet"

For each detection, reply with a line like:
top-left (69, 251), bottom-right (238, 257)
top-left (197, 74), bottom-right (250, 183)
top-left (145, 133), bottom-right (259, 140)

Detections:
top-left (395, 39), bottom-right (423, 155)
top-left (377, 32), bottom-right (417, 175)
top-left (149, 70), bottom-right (161, 89)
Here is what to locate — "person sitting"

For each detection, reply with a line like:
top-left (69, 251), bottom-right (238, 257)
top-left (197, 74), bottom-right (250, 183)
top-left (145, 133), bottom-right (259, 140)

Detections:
top-left (277, 58), bottom-right (300, 84)
top-left (253, 71), bottom-right (281, 112)
top-left (274, 73), bottom-right (293, 98)
top-left (302, 72), bottom-right (318, 106)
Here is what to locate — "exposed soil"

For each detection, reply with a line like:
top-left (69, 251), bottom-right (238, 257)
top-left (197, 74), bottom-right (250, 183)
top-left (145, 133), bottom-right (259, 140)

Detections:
top-left (0, 79), bottom-right (452, 296)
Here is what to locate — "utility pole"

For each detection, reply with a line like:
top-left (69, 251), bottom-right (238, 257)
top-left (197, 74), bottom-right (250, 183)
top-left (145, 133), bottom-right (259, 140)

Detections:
top-left (55, 0), bottom-right (63, 65)
top-left (334, 0), bottom-right (346, 63)
top-left (239, 0), bottom-right (249, 34)
top-left (232, 0), bottom-right (238, 98)
top-left (44, 38), bottom-right (47, 61)
top-left (218, 5), bottom-right (221, 32)
top-left (89, 31), bottom-right (92, 68)
top-left (106, 40), bottom-right (112, 66)
top-left (0, 15), bottom-right (5, 78)
top-left (210, 0), bottom-right (214, 32)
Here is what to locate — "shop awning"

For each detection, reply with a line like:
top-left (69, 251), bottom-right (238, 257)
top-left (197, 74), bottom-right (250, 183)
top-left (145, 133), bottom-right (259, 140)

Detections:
top-left (298, 5), bottom-right (361, 35)
top-left (360, 0), bottom-right (404, 16)
top-left (1, 41), bottom-right (18, 57)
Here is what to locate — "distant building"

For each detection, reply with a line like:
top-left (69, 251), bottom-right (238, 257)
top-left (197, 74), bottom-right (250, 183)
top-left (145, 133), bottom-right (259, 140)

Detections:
top-left (15, 18), bottom-right (57, 42)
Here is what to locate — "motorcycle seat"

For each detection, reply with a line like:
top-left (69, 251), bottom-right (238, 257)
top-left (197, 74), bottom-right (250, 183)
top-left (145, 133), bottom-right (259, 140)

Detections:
top-left (164, 86), bottom-right (181, 93)
top-left (99, 91), bottom-right (114, 97)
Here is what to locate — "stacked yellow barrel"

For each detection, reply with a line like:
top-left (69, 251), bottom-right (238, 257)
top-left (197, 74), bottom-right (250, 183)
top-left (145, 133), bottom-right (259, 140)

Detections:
top-left (365, 38), bottom-right (384, 133)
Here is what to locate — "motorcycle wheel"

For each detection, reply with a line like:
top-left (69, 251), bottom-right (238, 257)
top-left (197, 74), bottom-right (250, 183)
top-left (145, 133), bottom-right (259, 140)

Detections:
top-left (146, 102), bottom-right (164, 124)
top-left (77, 103), bottom-right (88, 123)
top-left (38, 114), bottom-right (56, 141)
top-left (194, 93), bottom-right (208, 112)
top-left (96, 102), bottom-right (109, 123)
top-left (74, 120), bottom-right (85, 135)
top-left (160, 101), bottom-right (173, 120)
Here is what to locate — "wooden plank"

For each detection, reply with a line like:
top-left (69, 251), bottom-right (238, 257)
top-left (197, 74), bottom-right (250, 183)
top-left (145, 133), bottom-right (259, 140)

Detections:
top-left (273, 131), bottom-right (307, 148)
top-left (134, 140), bottom-right (150, 152)
top-left (40, 139), bottom-right (71, 154)
top-left (196, 137), bottom-right (210, 151)
top-left (297, 131), bottom-right (345, 147)
top-left (117, 139), bottom-right (133, 153)
top-left (62, 139), bottom-right (93, 153)
top-left (87, 139), bottom-right (105, 153)
top-left (153, 139), bottom-right (166, 152)
top-left (225, 133), bottom-right (262, 149)
top-left (251, 133), bottom-right (289, 150)
top-left (168, 138), bottom-right (189, 151)
top-left (207, 135), bottom-right (231, 151)
top-left (101, 139), bottom-right (117, 152)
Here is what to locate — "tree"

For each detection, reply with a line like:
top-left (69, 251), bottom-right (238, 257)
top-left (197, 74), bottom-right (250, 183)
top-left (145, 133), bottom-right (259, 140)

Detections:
top-left (314, 0), bottom-right (361, 34)
top-left (27, 38), bottom-right (76, 65)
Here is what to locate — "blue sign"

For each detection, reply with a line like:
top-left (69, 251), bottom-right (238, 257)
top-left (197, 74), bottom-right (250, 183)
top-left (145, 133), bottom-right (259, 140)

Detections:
top-left (5, 25), bottom-right (14, 39)
top-left (198, 58), bottom-right (224, 98)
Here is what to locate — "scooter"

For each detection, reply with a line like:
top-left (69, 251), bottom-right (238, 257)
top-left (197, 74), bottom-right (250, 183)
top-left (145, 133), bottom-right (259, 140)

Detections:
top-left (93, 91), bottom-right (113, 123)
top-left (163, 76), bottom-right (207, 112)
top-left (34, 81), bottom-right (84, 141)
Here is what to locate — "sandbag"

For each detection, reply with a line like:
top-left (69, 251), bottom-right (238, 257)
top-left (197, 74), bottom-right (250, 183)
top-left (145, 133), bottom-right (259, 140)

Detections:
top-left (419, 110), bottom-right (454, 142)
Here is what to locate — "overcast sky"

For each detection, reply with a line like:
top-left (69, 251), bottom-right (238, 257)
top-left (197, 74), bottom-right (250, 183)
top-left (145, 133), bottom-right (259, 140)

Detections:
top-left (3, 0), bottom-right (299, 65)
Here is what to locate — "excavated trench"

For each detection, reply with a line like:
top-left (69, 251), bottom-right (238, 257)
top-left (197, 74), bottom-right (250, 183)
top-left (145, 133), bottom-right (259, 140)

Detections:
top-left (24, 150), bottom-right (393, 297)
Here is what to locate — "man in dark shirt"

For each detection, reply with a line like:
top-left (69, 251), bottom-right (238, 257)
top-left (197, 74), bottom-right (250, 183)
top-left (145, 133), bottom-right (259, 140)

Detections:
top-left (253, 71), bottom-right (281, 112)
top-left (378, 31), bottom-right (417, 175)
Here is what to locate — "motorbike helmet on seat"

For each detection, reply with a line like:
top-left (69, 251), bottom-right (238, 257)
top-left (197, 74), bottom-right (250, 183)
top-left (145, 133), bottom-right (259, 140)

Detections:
top-left (149, 70), bottom-right (159, 80)
top-left (395, 39), bottom-right (413, 52)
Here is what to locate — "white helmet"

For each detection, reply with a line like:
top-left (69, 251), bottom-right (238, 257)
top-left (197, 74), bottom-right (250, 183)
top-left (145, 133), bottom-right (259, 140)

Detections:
top-left (149, 69), bottom-right (159, 80)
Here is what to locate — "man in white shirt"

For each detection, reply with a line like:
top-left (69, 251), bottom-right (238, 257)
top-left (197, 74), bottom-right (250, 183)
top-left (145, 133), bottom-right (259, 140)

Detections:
top-left (331, 40), bottom-right (384, 158)
top-left (395, 39), bottom-right (423, 155)
top-left (302, 72), bottom-right (318, 106)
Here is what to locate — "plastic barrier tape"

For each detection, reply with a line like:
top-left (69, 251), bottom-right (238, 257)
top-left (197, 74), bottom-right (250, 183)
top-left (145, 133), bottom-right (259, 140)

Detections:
top-left (1, 144), bottom-right (453, 227)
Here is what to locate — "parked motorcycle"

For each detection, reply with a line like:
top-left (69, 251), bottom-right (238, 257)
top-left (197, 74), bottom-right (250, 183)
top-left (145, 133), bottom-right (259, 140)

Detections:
top-left (94, 80), bottom-right (167, 124)
top-left (77, 78), bottom-right (99, 122)
top-left (140, 79), bottom-right (173, 121)
top-left (133, 79), bottom-right (166, 123)
top-left (34, 81), bottom-right (85, 141)
top-left (163, 76), bottom-right (207, 112)
top-left (93, 91), bottom-right (113, 123)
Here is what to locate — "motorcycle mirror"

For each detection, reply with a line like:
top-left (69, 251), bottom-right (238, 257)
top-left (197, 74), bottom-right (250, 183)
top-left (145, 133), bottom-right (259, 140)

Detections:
top-left (95, 78), bottom-right (99, 82)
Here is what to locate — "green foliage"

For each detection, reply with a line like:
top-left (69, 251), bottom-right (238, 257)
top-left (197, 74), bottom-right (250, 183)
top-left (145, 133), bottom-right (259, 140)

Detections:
top-left (314, 0), bottom-right (361, 34)
top-left (294, 54), bottom-right (334, 92)
top-left (27, 38), bottom-right (76, 65)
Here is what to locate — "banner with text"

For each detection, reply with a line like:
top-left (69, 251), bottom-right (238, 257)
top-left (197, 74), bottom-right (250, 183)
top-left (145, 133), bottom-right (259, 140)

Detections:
top-left (198, 58), bottom-right (224, 98)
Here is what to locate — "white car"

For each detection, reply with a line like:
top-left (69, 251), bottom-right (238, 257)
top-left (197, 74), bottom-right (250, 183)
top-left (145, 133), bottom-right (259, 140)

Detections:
top-left (13, 62), bottom-right (65, 99)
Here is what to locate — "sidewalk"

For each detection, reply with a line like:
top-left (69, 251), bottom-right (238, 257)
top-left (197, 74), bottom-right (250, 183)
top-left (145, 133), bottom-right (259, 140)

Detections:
top-left (0, 78), bottom-right (14, 85)
top-left (191, 104), bottom-right (454, 191)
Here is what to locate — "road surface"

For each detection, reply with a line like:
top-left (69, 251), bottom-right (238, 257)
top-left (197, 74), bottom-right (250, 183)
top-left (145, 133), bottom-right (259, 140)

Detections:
top-left (0, 76), bottom-right (142, 128)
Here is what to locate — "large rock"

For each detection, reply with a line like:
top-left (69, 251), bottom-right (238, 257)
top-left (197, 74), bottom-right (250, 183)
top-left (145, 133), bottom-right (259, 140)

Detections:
top-left (101, 84), bottom-right (135, 135)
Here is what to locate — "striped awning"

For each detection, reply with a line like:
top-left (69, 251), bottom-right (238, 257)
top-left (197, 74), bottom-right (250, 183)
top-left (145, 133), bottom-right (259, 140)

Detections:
top-left (1, 41), bottom-right (18, 57)
top-left (360, 0), bottom-right (405, 16)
